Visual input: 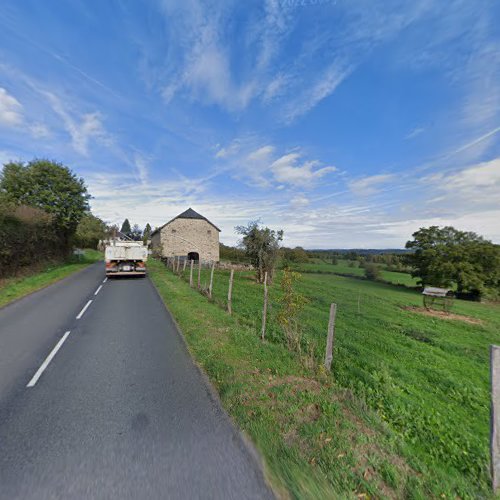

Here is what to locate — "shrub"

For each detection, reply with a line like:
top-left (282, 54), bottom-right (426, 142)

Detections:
top-left (364, 264), bottom-right (381, 281)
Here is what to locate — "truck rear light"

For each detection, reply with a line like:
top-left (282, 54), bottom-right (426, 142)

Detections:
top-left (105, 261), bottom-right (116, 269)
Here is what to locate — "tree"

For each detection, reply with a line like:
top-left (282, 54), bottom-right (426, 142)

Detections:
top-left (0, 159), bottom-right (90, 249)
top-left (143, 223), bottom-right (152, 243)
top-left (281, 246), bottom-right (309, 265)
top-left (405, 226), bottom-right (500, 297)
top-left (235, 221), bottom-right (283, 283)
top-left (130, 224), bottom-right (142, 241)
top-left (120, 218), bottom-right (131, 237)
top-left (75, 213), bottom-right (107, 249)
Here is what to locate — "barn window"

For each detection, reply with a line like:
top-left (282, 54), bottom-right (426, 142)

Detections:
top-left (207, 230), bottom-right (212, 235)
top-left (172, 229), bottom-right (176, 233)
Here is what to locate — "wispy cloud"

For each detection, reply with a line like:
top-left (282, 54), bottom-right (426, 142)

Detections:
top-left (283, 62), bottom-right (353, 123)
top-left (425, 157), bottom-right (500, 208)
top-left (349, 174), bottom-right (395, 196)
top-left (215, 140), bottom-right (241, 159)
top-left (154, 0), bottom-right (433, 121)
top-left (0, 87), bottom-right (23, 126)
top-left (405, 127), bottom-right (425, 140)
top-left (43, 91), bottom-right (108, 156)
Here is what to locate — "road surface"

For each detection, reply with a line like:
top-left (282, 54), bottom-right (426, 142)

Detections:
top-left (0, 263), bottom-right (273, 499)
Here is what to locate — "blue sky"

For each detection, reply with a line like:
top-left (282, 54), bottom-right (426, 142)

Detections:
top-left (0, 0), bottom-right (499, 248)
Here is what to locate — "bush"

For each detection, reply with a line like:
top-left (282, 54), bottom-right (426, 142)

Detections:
top-left (364, 264), bottom-right (381, 281)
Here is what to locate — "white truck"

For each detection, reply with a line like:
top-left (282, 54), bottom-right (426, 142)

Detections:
top-left (105, 240), bottom-right (148, 277)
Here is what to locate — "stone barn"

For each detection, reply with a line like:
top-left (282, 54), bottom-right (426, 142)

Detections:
top-left (150, 208), bottom-right (220, 262)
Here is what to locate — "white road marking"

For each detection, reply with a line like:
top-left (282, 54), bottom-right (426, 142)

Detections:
top-left (103, 277), bottom-right (108, 283)
top-left (26, 331), bottom-right (71, 387)
top-left (76, 300), bottom-right (93, 319)
top-left (94, 285), bottom-right (103, 295)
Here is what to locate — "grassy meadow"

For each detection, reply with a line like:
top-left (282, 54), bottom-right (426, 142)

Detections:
top-left (288, 258), bottom-right (420, 287)
top-left (151, 258), bottom-right (500, 498)
top-left (0, 249), bottom-right (102, 308)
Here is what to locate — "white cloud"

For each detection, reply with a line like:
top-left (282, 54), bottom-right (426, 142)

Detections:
top-left (247, 145), bottom-right (274, 162)
top-left (271, 153), bottom-right (336, 187)
top-left (0, 87), bottom-right (23, 126)
top-left (216, 139), bottom-right (337, 189)
top-left (426, 158), bottom-right (500, 207)
top-left (349, 174), bottom-right (395, 196)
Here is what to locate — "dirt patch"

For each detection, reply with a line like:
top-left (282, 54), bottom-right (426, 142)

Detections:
top-left (403, 306), bottom-right (484, 325)
top-left (297, 403), bottom-right (321, 424)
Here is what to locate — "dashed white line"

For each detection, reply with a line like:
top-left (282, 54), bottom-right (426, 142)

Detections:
top-left (76, 300), bottom-right (93, 319)
top-left (94, 285), bottom-right (103, 296)
top-left (27, 331), bottom-right (71, 387)
top-left (103, 277), bottom-right (108, 283)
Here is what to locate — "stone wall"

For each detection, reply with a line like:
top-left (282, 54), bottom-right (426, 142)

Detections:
top-left (150, 231), bottom-right (161, 255)
top-left (158, 218), bottom-right (220, 262)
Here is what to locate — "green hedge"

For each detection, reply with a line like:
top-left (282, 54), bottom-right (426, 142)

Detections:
top-left (0, 204), bottom-right (66, 277)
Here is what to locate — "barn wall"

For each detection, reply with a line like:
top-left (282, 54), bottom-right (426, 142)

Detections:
top-left (160, 218), bottom-right (219, 262)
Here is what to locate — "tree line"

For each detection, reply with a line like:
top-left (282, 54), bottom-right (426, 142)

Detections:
top-left (222, 222), bottom-right (500, 300)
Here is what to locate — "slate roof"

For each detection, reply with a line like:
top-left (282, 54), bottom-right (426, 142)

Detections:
top-left (151, 208), bottom-right (221, 235)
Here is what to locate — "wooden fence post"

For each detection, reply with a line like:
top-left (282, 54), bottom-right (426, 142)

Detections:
top-left (324, 303), bottom-right (337, 371)
top-left (491, 345), bottom-right (500, 493)
top-left (176, 256), bottom-right (180, 273)
top-left (357, 291), bottom-right (361, 315)
top-left (198, 259), bottom-right (202, 289)
top-left (261, 272), bottom-right (268, 341)
top-left (209, 262), bottom-right (215, 299)
top-left (227, 269), bottom-right (234, 314)
top-left (183, 259), bottom-right (187, 272)
top-left (189, 259), bottom-right (194, 287)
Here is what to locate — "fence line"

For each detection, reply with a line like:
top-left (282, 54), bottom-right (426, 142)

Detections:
top-left (159, 258), bottom-right (338, 369)
top-left (324, 303), bottom-right (337, 371)
top-left (227, 269), bottom-right (234, 315)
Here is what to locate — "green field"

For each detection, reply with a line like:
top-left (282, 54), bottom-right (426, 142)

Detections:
top-left (287, 258), bottom-right (420, 287)
top-left (152, 258), bottom-right (500, 498)
top-left (0, 249), bottom-right (102, 308)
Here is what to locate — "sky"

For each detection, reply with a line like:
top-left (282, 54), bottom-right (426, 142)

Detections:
top-left (0, 0), bottom-right (499, 248)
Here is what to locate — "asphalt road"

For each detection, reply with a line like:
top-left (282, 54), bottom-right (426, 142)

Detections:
top-left (0, 263), bottom-right (273, 499)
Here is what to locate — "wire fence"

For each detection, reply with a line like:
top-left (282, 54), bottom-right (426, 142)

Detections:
top-left (160, 256), bottom-right (337, 370)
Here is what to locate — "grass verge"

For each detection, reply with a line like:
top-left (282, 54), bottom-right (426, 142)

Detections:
top-left (149, 259), bottom-right (482, 499)
top-left (0, 249), bottom-right (102, 308)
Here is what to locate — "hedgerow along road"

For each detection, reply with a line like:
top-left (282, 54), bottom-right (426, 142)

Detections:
top-left (0, 263), bottom-right (273, 499)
